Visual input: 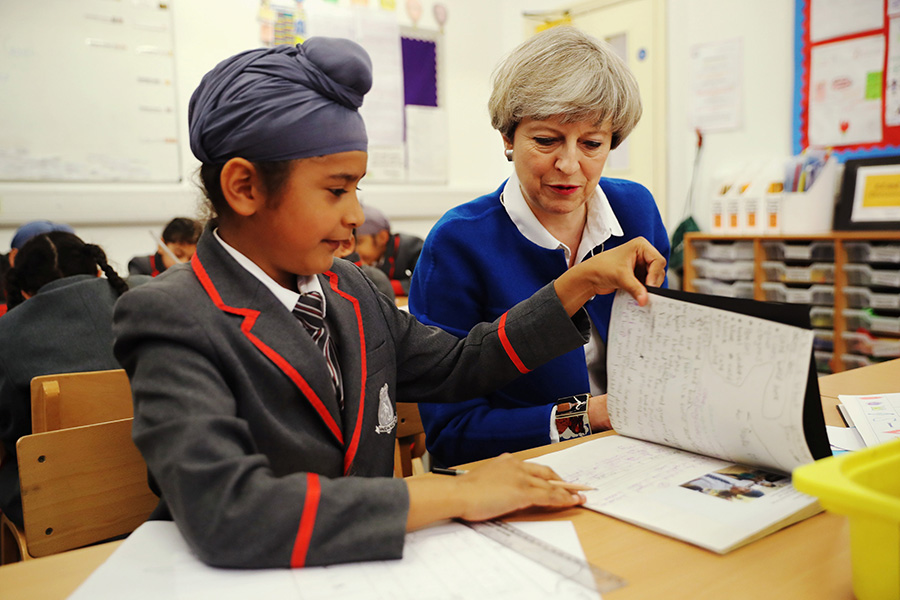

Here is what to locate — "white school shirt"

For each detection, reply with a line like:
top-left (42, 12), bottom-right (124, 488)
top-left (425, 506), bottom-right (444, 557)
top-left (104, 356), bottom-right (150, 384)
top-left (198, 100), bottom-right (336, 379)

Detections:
top-left (214, 229), bottom-right (325, 312)
top-left (501, 172), bottom-right (623, 442)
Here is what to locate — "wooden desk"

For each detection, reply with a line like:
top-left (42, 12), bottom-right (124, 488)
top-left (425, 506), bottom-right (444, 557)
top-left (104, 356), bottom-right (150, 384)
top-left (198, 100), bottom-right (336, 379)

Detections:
top-left (0, 541), bottom-right (121, 600)
top-left (818, 357), bottom-right (900, 401)
top-left (2, 361), bottom-right (892, 600)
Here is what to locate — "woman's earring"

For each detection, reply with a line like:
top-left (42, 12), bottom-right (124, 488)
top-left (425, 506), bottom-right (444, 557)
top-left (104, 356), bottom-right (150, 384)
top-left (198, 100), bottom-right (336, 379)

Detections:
top-left (504, 148), bottom-right (513, 162)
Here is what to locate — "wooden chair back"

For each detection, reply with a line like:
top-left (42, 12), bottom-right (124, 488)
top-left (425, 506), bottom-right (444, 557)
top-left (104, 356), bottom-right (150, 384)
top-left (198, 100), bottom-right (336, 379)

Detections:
top-left (394, 403), bottom-right (426, 478)
top-left (16, 417), bottom-right (157, 558)
top-left (30, 369), bottom-right (133, 433)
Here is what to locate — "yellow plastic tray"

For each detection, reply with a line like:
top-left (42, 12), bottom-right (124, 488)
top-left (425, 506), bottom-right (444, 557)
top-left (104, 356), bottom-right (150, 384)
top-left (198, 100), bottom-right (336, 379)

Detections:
top-left (793, 437), bottom-right (900, 600)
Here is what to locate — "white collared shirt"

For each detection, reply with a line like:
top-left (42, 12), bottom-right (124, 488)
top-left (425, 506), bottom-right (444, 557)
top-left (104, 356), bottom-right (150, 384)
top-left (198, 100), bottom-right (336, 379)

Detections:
top-left (501, 172), bottom-right (622, 440)
top-left (501, 171), bottom-right (623, 265)
top-left (213, 229), bottom-right (325, 314)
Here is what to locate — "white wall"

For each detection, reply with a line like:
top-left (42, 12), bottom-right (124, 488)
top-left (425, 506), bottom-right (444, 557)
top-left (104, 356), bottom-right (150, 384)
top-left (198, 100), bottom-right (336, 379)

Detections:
top-left (0, 0), bottom-right (514, 268)
top-left (1, 0), bottom-right (801, 269)
top-left (665, 0), bottom-right (796, 233)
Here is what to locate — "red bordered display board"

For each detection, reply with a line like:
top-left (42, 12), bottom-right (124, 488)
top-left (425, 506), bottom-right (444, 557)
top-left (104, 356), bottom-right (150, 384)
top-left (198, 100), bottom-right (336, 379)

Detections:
top-left (793, 0), bottom-right (900, 160)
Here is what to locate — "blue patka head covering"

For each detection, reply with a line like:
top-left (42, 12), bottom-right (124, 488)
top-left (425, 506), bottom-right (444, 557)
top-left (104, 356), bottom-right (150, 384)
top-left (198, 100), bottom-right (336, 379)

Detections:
top-left (188, 37), bottom-right (373, 164)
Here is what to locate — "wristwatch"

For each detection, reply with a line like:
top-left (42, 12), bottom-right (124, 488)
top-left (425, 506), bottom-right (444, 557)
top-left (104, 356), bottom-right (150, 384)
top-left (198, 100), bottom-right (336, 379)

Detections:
top-left (555, 393), bottom-right (592, 440)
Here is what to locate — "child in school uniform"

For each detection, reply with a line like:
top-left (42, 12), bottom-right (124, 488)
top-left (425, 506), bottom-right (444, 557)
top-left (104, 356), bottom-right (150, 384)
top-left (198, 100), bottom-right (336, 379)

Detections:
top-left (128, 217), bottom-right (202, 277)
top-left (111, 37), bottom-right (665, 570)
top-left (0, 231), bottom-right (134, 529)
top-left (354, 204), bottom-right (424, 296)
top-left (334, 228), bottom-right (396, 301)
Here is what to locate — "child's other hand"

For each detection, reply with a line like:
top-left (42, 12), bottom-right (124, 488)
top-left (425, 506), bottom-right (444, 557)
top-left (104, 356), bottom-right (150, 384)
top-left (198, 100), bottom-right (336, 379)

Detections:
top-left (554, 236), bottom-right (666, 316)
top-left (588, 394), bottom-right (611, 431)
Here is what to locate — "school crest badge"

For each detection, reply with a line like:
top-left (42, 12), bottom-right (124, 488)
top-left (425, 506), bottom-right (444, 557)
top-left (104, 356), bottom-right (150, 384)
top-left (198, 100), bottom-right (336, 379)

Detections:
top-left (375, 383), bottom-right (397, 434)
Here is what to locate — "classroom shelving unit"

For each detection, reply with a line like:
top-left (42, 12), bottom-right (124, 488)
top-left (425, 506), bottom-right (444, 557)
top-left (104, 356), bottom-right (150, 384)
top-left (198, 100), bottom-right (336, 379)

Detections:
top-left (683, 232), bottom-right (900, 374)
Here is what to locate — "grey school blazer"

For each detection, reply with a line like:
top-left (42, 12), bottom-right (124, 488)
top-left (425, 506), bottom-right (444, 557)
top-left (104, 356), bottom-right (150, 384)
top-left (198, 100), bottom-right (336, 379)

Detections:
top-left (112, 229), bottom-right (588, 569)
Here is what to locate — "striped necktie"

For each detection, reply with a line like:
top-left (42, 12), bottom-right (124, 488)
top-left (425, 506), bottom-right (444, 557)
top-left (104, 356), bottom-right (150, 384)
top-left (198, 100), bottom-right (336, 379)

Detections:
top-left (293, 291), bottom-right (343, 408)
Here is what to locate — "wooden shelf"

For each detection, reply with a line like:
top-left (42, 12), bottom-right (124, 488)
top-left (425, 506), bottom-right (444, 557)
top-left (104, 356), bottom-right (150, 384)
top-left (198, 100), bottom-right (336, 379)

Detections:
top-left (684, 231), bottom-right (900, 373)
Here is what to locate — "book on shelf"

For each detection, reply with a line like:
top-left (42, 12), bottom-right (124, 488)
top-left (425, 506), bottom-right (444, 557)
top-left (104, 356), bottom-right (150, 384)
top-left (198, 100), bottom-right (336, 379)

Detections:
top-left (531, 287), bottom-right (831, 554)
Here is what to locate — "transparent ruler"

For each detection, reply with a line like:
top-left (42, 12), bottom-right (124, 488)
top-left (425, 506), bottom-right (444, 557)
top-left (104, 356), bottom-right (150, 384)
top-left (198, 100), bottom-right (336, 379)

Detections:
top-left (462, 519), bottom-right (627, 594)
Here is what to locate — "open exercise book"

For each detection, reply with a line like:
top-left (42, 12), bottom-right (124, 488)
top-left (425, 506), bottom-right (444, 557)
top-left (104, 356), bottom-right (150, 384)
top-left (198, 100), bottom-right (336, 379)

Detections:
top-left (532, 288), bottom-right (831, 554)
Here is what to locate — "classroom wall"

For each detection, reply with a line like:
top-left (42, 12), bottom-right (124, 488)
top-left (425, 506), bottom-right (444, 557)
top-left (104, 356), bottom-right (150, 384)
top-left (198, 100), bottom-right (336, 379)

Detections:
top-left (0, 0), bottom-right (799, 271)
top-left (665, 0), bottom-right (795, 233)
top-left (0, 0), bottom-right (514, 270)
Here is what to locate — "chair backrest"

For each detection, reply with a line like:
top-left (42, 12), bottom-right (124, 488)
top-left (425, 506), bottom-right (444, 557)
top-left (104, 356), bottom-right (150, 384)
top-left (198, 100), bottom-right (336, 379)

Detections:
top-left (16, 417), bottom-right (157, 558)
top-left (30, 369), bottom-right (133, 433)
top-left (396, 402), bottom-right (423, 439)
top-left (394, 403), bottom-right (425, 478)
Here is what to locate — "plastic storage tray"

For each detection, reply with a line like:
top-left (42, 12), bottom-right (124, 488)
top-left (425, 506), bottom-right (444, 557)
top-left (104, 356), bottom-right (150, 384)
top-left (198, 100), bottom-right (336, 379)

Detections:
top-left (843, 286), bottom-right (900, 310)
top-left (841, 331), bottom-right (900, 358)
top-left (691, 278), bottom-right (755, 299)
top-left (692, 258), bottom-right (754, 281)
top-left (761, 241), bottom-right (834, 261)
top-left (810, 307), bottom-right (835, 329)
top-left (762, 261), bottom-right (834, 284)
top-left (761, 282), bottom-right (834, 305)
top-left (692, 240), bottom-right (755, 261)
top-left (840, 353), bottom-right (879, 370)
top-left (845, 264), bottom-right (900, 288)
top-left (843, 309), bottom-right (900, 336)
top-left (814, 351), bottom-right (833, 373)
top-left (813, 329), bottom-right (834, 352)
top-left (793, 438), bottom-right (900, 600)
top-left (844, 241), bottom-right (900, 264)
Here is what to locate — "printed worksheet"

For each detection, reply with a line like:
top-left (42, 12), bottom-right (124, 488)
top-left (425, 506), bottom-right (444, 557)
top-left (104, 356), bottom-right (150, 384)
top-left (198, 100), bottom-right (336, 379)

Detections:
top-left (68, 521), bottom-right (600, 600)
top-left (839, 393), bottom-right (900, 447)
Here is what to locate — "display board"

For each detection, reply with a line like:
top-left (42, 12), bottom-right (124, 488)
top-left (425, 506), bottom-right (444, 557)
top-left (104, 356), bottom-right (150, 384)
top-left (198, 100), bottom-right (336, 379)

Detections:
top-left (793, 0), bottom-right (900, 160)
top-left (0, 1), bottom-right (180, 182)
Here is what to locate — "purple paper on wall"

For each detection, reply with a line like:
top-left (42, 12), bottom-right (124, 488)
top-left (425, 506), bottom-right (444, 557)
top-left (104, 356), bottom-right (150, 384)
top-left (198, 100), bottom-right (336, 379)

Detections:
top-left (401, 37), bottom-right (437, 107)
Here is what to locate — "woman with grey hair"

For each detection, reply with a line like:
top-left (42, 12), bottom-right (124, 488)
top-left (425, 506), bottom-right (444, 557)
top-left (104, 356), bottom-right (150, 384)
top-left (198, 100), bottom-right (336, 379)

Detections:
top-left (409, 26), bottom-right (670, 467)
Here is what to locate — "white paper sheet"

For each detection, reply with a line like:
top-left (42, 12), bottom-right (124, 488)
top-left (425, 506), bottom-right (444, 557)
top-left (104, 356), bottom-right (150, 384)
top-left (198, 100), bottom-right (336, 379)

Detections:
top-left (305, 4), bottom-right (404, 148)
top-left (810, 0), bottom-right (883, 43)
top-left (689, 39), bottom-right (742, 133)
top-left (839, 393), bottom-right (900, 448)
top-left (606, 290), bottom-right (816, 474)
top-left (405, 105), bottom-right (448, 183)
top-left (826, 425), bottom-right (865, 454)
top-left (808, 35), bottom-right (885, 147)
top-left (67, 520), bottom-right (600, 600)
top-left (886, 18), bottom-right (900, 126)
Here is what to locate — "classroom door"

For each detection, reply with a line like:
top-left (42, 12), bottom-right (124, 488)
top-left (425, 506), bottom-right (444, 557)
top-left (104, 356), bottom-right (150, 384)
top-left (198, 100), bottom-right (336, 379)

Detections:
top-left (548, 0), bottom-right (667, 219)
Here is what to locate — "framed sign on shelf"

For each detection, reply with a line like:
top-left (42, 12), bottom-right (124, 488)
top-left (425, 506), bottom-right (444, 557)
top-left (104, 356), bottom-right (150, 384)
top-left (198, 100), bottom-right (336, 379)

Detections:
top-left (834, 155), bottom-right (900, 230)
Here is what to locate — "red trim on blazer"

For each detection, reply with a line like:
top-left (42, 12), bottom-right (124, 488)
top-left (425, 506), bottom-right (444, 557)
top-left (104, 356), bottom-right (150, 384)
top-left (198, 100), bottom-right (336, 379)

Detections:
top-left (290, 472), bottom-right (321, 567)
top-left (324, 271), bottom-right (367, 475)
top-left (150, 253), bottom-right (163, 277)
top-left (498, 311), bottom-right (530, 374)
top-left (386, 235), bottom-right (399, 279)
top-left (190, 254), bottom-right (344, 444)
top-left (389, 279), bottom-right (404, 297)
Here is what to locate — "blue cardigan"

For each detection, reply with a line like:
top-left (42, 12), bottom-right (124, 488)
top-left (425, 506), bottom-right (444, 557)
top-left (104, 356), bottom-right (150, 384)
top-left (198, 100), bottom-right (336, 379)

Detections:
top-left (408, 178), bottom-right (670, 466)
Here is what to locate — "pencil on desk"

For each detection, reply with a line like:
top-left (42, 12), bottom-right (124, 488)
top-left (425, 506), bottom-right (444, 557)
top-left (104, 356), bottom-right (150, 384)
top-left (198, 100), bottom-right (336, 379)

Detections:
top-left (547, 480), bottom-right (596, 492)
top-left (432, 467), bottom-right (595, 491)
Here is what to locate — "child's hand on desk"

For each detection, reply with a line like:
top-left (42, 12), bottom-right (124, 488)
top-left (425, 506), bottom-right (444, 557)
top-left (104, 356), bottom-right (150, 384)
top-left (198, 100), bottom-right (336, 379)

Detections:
top-left (554, 236), bottom-right (666, 316)
top-left (405, 454), bottom-right (585, 531)
top-left (456, 454), bottom-right (586, 521)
